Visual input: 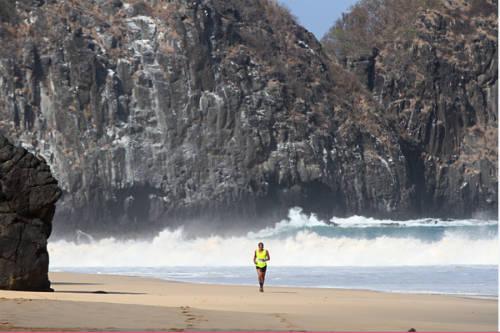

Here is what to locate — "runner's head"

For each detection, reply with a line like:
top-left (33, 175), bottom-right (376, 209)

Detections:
top-left (258, 242), bottom-right (264, 250)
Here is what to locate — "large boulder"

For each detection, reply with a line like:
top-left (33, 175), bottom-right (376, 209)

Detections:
top-left (0, 135), bottom-right (61, 291)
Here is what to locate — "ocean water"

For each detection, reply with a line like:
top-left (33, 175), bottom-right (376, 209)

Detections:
top-left (49, 208), bottom-right (499, 297)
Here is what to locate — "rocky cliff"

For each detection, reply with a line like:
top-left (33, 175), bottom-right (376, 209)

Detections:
top-left (324, 0), bottom-right (498, 218)
top-left (0, 0), bottom-right (495, 237)
top-left (0, 135), bottom-right (61, 290)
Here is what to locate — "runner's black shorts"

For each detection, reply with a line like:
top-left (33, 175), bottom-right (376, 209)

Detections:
top-left (256, 266), bottom-right (267, 272)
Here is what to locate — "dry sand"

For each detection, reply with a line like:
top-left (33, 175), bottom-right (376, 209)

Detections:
top-left (0, 272), bottom-right (497, 331)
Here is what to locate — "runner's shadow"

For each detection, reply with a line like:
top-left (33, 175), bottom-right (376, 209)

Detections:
top-left (268, 291), bottom-right (297, 294)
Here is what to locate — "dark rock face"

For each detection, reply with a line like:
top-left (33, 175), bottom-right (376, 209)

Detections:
top-left (0, 0), bottom-right (413, 235)
top-left (0, 135), bottom-right (61, 291)
top-left (333, 0), bottom-right (498, 218)
top-left (0, 0), bottom-right (494, 237)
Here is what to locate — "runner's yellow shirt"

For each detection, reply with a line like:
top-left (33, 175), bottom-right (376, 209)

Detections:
top-left (255, 249), bottom-right (268, 268)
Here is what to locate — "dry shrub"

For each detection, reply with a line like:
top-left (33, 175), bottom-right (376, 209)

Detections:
top-left (322, 0), bottom-right (441, 60)
top-left (262, 0), bottom-right (297, 29)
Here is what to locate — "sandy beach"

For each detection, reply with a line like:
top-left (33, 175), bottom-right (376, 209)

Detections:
top-left (0, 272), bottom-right (496, 331)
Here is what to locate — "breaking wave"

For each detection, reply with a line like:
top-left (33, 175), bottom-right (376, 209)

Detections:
top-left (49, 207), bottom-right (498, 267)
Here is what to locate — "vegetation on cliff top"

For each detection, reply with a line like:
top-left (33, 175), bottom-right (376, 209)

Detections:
top-left (321, 0), bottom-right (441, 60)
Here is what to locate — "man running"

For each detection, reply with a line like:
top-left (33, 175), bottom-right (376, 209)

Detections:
top-left (253, 242), bottom-right (270, 292)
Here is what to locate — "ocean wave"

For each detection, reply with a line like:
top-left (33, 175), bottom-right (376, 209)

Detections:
top-left (330, 215), bottom-right (498, 228)
top-left (48, 208), bottom-right (498, 267)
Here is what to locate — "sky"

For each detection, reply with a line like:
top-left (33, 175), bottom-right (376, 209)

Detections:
top-left (279, 0), bottom-right (359, 39)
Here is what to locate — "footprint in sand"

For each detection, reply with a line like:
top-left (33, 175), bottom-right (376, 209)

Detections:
top-left (180, 306), bottom-right (207, 329)
top-left (272, 313), bottom-right (298, 330)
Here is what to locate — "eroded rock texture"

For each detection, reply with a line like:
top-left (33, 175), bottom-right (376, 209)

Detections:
top-left (0, 0), bottom-right (495, 236)
top-left (332, 0), bottom-right (498, 217)
top-left (0, 135), bottom-right (61, 291)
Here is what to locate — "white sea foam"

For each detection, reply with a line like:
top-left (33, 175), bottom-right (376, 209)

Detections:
top-left (48, 208), bottom-right (498, 268)
top-left (330, 215), bottom-right (498, 228)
